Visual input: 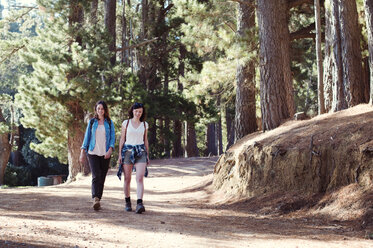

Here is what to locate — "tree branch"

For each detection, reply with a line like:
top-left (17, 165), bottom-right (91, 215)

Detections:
top-left (290, 23), bottom-right (315, 40)
top-left (228, 0), bottom-right (256, 8)
top-left (288, 0), bottom-right (313, 9)
top-left (115, 37), bottom-right (159, 52)
top-left (0, 45), bottom-right (26, 64)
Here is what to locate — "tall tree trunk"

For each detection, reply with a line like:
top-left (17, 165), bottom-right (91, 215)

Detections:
top-left (364, 0), bottom-right (373, 104)
top-left (217, 97), bottom-right (223, 155)
top-left (105, 0), bottom-right (116, 68)
top-left (149, 119), bottom-right (157, 156)
top-left (257, 0), bottom-right (291, 131)
top-left (172, 120), bottom-right (183, 157)
top-left (225, 105), bottom-right (235, 150)
top-left (323, 0), bottom-right (334, 112)
top-left (172, 44), bottom-right (186, 157)
top-left (363, 57), bottom-right (371, 103)
top-left (206, 123), bottom-right (217, 156)
top-left (235, 0), bottom-right (257, 141)
top-left (0, 108), bottom-right (11, 185)
top-left (315, 0), bottom-right (325, 114)
top-left (339, 0), bottom-right (364, 106)
top-left (121, 0), bottom-right (129, 65)
top-left (324, 0), bottom-right (364, 112)
top-left (281, 5), bottom-right (295, 117)
top-left (185, 121), bottom-right (199, 157)
top-left (163, 64), bottom-right (170, 158)
top-left (67, 1), bottom-right (87, 181)
top-left (90, 0), bottom-right (98, 25)
top-left (67, 104), bottom-right (86, 181)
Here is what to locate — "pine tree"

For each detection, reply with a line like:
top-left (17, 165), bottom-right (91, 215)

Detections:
top-left (16, 1), bottom-right (118, 180)
top-left (364, 0), bottom-right (373, 104)
top-left (257, 0), bottom-right (292, 130)
top-left (323, 0), bottom-right (364, 112)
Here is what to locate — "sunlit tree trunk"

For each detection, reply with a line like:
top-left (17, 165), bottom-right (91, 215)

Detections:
top-left (315, 0), bottom-right (325, 114)
top-left (324, 0), bottom-right (364, 112)
top-left (257, 0), bottom-right (291, 130)
top-left (67, 105), bottom-right (86, 180)
top-left (364, 0), bottom-right (373, 104)
top-left (67, 1), bottom-right (88, 180)
top-left (235, 0), bottom-right (257, 140)
top-left (0, 108), bottom-right (11, 185)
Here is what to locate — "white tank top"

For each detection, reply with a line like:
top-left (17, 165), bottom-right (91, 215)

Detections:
top-left (88, 124), bottom-right (106, 156)
top-left (122, 119), bottom-right (149, 145)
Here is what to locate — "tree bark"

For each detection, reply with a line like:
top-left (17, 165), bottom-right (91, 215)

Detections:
top-left (206, 123), bottom-right (217, 156)
top-left (149, 119), bottom-right (157, 156)
top-left (225, 106), bottom-right (235, 150)
top-left (66, 1), bottom-right (87, 181)
top-left (339, 0), bottom-right (364, 107)
top-left (172, 44), bottom-right (186, 157)
top-left (121, 0), bottom-right (129, 65)
top-left (364, 0), bottom-right (373, 104)
top-left (217, 114), bottom-right (223, 156)
top-left (324, 0), bottom-right (364, 112)
top-left (363, 57), bottom-right (371, 103)
top-left (185, 121), bottom-right (199, 157)
top-left (323, 0), bottom-right (334, 112)
top-left (67, 104), bottom-right (86, 181)
top-left (105, 0), bottom-right (116, 67)
top-left (90, 0), bottom-right (98, 25)
top-left (0, 108), bottom-right (11, 185)
top-left (172, 120), bottom-right (183, 157)
top-left (235, 0), bottom-right (257, 141)
top-left (257, 0), bottom-right (292, 131)
top-left (315, 0), bottom-right (325, 114)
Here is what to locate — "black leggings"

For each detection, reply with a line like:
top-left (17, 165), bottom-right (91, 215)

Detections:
top-left (87, 154), bottom-right (110, 199)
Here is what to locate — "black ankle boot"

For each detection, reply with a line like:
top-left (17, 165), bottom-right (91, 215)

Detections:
top-left (125, 197), bottom-right (132, 212)
top-left (135, 199), bottom-right (145, 214)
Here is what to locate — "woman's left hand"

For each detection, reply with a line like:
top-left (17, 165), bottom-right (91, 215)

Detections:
top-left (105, 148), bottom-right (112, 159)
top-left (147, 156), bottom-right (150, 165)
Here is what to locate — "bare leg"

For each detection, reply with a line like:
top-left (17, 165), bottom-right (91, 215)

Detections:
top-left (123, 163), bottom-right (133, 197)
top-left (135, 162), bottom-right (146, 200)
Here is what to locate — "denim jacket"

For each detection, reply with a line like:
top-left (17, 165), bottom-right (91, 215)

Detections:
top-left (81, 118), bottom-right (115, 153)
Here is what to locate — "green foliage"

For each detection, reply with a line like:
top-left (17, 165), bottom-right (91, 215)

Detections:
top-left (289, 5), bottom-right (318, 115)
top-left (4, 128), bottom-right (68, 187)
top-left (15, 8), bottom-right (120, 163)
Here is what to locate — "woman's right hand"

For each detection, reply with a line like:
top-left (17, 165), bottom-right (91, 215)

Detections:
top-left (79, 150), bottom-right (85, 163)
top-left (117, 155), bottom-right (122, 165)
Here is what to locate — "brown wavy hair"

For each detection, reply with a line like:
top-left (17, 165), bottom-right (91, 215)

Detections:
top-left (128, 102), bottom-right (146, 122)
top-left (94, 100), bottom-right (111, 122)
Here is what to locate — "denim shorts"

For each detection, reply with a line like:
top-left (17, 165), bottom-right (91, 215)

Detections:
top-left (122, 150), bottom-right (147, 165)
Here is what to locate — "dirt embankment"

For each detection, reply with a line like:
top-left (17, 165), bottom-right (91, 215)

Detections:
top-left (213, 104), bottom-right (373, 231)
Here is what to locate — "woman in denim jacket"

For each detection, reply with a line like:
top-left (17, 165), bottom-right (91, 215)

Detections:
top-left (80, 100), bottom-right (115, 211)
top-left (117, 102), bottom-right (149, 214)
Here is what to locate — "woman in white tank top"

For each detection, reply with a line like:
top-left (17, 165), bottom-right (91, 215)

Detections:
top-left (117, 102), bottom-right (149, 214)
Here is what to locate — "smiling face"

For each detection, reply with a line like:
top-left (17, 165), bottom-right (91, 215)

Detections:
top-left (132, 107), bottom-right (143, 120)
top-left (96, 104), bottom-right (105, 119)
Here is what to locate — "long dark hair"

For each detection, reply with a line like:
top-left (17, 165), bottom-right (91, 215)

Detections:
top-left (94, 100), bottom-right (111, 122)
top-left (128, 102), bottom-right (146, 122)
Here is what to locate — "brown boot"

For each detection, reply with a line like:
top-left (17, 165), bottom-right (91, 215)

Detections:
top-left (93, 197), bottom-right (101, 211)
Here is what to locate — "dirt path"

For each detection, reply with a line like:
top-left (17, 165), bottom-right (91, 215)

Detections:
top-left (0, 157), bottom-right (371, 248)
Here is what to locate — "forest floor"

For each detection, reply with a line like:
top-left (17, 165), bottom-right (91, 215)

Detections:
top-left (0, 156), bottom-right (372, 248)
